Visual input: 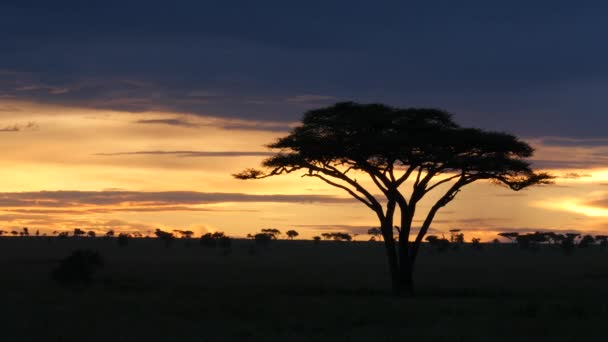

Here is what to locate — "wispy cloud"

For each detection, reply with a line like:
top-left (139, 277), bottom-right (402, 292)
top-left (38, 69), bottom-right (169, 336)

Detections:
top-left (0, 190), bottom-right (355, 208)
top-left (285, 94), bottom-right (337, 103)
top-left (135, 118), bottom-right (201, 128)
top-left (0, 121), bottom-right (39, 132)
top-left (134, 116), bottom-right (293, 132)
top-left (95, 150), bottom-right (273, 157)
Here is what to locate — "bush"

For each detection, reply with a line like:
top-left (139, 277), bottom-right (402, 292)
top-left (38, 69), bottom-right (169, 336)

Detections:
top-left (117, 233), bottom-right (130, 247)
top-left (51, 250), bottom-right (104, 288)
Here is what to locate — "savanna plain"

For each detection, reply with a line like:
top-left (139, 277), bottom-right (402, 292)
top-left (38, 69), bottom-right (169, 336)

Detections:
top-left (2, 237), bottom-right (608, 341)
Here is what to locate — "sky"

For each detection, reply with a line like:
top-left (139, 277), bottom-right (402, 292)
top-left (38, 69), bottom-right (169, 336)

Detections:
top-left (1, 1), bottom-right (608, 240)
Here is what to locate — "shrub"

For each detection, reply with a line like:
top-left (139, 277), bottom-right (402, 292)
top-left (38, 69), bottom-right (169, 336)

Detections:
top-left (117, 233), bottom-right (130, 247)
top-left (51, 250), bottom-right (104, 288)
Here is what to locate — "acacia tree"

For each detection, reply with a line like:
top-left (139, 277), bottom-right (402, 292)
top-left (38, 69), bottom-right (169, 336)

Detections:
top-left (286, 230), bottom-right (299, 240)
top-left (234, 102), bottom-right (552, 296)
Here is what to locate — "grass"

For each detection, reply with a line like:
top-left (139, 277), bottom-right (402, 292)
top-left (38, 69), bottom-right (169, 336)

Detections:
top-left (1, 237), bottom-right (608, 341)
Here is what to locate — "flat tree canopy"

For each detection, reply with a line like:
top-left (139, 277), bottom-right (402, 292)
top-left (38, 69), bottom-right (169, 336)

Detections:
top-left (235, 102), bottom-right (553, 296)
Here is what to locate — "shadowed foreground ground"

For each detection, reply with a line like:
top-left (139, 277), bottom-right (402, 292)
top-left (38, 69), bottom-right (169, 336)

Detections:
top-left (1, 238), bottom-right (608, 341)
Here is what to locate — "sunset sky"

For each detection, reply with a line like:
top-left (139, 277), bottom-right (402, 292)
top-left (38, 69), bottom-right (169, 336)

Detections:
top-left (1, 1), bottom-right (608, 240)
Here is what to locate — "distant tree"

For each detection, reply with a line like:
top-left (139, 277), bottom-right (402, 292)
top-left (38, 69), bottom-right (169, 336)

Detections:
top-left (449, 229), bottom-right (463, 243)
top-left (425, 235), bottom-right (450, 252)
top-left (11, 231), bottom-right (18, 236)
top-left (579, 235), bottom-right (595, 248)
top-left (560, 233), bottom-right (580, 255)
top-left (200, 232), bottom-right (228, 248)
top-left (331, 232), bottom-right (352, 242)
top-left (471, 237), bottom-right (483, 250)
top-left (312, 236), bottom-right (321, 244)
top-left (498, 232), bottom-right (519, 243)
top-left (51, 249), bottom-right (104, 288)
top-left (154, 229), bottom-right (175, 247)
top-left (57, 232), bottom-right (69, 239)
top-left (173, 230), bottom-right (194, 239)
top-left (35, 230), bottom-right (40, 236)
top-left (200, 233), bottom-right (217, 247)
top-left (117, 233), bottom-right (130, 246)
top-left (22, 227), bottom-right (29, 236)
top-left (492, 238), bottom-right (500, 245)
top-left (596, 235), bottom-right (608, 248)
top-left (286, 230), bottom-right (299, 240)
top-left (106, 230), bottom-right (115, 238)
top-left (253, 232), bottom-right (273, 246)
top-left (235, 102), bottom-right (552, 295)
top-left (367, 227), bottom-right (382, 241)
top-left (516, 232), bottom-right (546, 250)
top-left (87, 231), bottom-right (96, 238)
top-left (73, 228), bottom-right (86, 238)
top-left (261, 228), bottom-right (281, 239)
top-left (320, 233), bottom-right (332, 240)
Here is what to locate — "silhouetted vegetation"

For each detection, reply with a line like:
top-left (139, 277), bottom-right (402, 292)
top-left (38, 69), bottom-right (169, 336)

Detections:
top-left (286, 230), bottom-right (299, 240)
top-left (320, 232), bottom-right (353, 242)
top-left (235, 102), bottom-right (552, 296)
top-left (117, 233), bottom-right (130, 247)
top-left (154, 229), bottom-right (175, 247)
top-left (425, 235), bottom-right (450, 252)
top-left (199, 232), bottom-right (230, 249)
top-left (471, 238), bottom-right (483, 250)
top-left (50, 249), bottom-right (103, 288)
top-left (260, 228), bottom-right (281, 239)
top-left (367, 227), bottom-right (382, 241)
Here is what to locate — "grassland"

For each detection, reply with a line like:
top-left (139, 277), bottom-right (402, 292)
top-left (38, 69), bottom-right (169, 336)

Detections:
top-left (1, 237), bottom-right (608, 341)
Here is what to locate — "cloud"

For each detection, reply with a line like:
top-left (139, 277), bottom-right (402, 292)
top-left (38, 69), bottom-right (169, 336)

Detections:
top-left (95, 150), bottom-right (273, 157)
top-left (133, 115), bottom-right (293, 132)
top-left (0, 121), bottom-right (39, 132)
top-left (135, 118), bottom-right (201, 128)
top-left (0, 190), bottom-right (355, 208)
top-left (285, 94), bottom-right (337, 103)
top-left (535, 136), bottom-right (608, 148)
top-left (560, 172), bottom-right (592, 179)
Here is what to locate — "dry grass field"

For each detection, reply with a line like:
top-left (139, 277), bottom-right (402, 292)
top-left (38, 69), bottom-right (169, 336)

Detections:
top-left (2, 237), bottom-right (608, 341)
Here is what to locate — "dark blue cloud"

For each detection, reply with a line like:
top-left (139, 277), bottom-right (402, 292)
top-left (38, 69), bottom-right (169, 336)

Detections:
top-left (1, 1), bottom-right (608, 136)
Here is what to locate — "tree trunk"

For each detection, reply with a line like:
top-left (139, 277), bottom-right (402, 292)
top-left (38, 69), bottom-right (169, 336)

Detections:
top-left (398, 257), bottom-right (415, 296)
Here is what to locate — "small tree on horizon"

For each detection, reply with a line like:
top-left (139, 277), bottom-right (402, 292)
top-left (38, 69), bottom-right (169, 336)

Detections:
top-left (367, 227), bottom-right (382, 241)
top-left (286, 230), bottom-right (299, 240)
top-left (261, 228), bottom-right (281, 239)
top-left (234, 102), bottom-right (552, 296)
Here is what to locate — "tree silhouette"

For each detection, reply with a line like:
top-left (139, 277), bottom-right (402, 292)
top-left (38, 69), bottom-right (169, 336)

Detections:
top-left (367, 227), bottom-right (382, 241)
top-left (235, 102), bottom-right (553, 296)
top-left (51, 249), bottom-right (104, 288)
top-left (73, 228), bottom-right (85, 238)
top-left (286, 230), bottom-right (299, 240)
top-left (312, 236), bottom-right (321, 244)
top-left (579, 235), bottom-right (595, 248)
top-left (261, 228), bottom-right (281, 239)
top-left (498, 232), bottom-right (519, 243)
top-left (117, 233), bottom-right (130, 246)
top-left (154, 229), bottom-right (175, 247)
top-left (87, 231), bottom-right (96, 238)
top-left (596, 235), bottom-right (608, 248)
top-left (425, 235), bottom-right (450, 252)
top-left (471, 238), bottom-right (483, 250)
top-left (253, 232), bottom-right (272, 246)
top-left (317, 232), bottom-right (352, 242)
